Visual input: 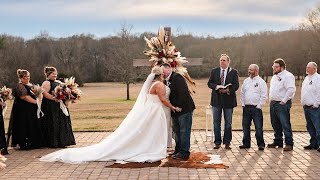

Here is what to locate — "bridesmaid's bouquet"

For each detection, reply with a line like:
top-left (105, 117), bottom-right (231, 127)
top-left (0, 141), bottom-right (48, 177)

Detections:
top-left (0, 86), bottom-right (12, 102)
top-left (30, 85), bottom-right (45, 118)
top-left (64, 76), bottom-right (81, 103)
top-left (0, 153), bottom-right (7, 169)
top-left (0, 86), bottom-right (13, 116)
top-left (53, 77), bottom-right (81, 116)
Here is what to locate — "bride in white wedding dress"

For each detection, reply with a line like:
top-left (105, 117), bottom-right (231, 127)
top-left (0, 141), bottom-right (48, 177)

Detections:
top-left (40, 66), bottom-right (181, 164)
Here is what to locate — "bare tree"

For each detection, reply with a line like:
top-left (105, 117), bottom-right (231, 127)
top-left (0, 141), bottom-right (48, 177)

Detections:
top-left (109, 23), bottom-right (139, 100)
top-left (0, 37), bottom-right (4, 49)
top-left (305, 7), bottom-right (320, 45)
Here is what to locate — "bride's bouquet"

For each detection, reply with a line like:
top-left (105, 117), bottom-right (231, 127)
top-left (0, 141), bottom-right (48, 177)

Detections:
top-left (30, 84), bottom-right (45, 118)
top-left (0, 86), bottom-right (13, 116)
top-left (53, 77), bottom-right (81, 116)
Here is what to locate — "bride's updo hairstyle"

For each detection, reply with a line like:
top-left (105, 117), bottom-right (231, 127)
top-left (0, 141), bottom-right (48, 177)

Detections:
top-left (17, 69), bottom-right (29, 79)
top-left (151, 66), bottom-right (163, 80)
top-left (44, 66), bottom-right (57, 77)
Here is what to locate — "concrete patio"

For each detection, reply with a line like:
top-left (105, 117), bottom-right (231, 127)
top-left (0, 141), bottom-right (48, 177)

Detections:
top-left (0, 130), bottom-right (319, 180)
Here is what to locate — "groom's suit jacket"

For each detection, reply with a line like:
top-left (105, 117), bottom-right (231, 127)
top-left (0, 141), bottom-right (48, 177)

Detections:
top-left (207, 67), bottom-right (239, 108)
top-left (168, 72), bottom-right (195, 117)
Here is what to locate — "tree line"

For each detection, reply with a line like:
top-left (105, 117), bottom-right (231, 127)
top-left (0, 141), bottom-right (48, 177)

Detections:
top-left (0, 7), bottom-right (320, 95)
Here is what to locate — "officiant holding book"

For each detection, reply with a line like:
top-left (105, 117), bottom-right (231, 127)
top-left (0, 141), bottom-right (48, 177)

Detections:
top-left (207, 54), bottom-right (239, 149)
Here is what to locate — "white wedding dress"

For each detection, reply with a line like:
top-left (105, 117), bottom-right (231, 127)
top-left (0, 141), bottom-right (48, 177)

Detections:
top-left (163, 86), bottom-right (173, 148)
top-left (40, 73), bottom-right (169, 164)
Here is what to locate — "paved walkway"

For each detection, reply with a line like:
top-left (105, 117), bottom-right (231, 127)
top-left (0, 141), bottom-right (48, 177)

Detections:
top-left (1, 130), bottom-right (320, 180)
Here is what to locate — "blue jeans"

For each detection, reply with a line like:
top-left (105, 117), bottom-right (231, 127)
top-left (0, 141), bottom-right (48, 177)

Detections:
top-left (270, 100), bottom-right (293, 145)
top-left (242, 106), bottom-right (265, 147)
top-left (172, 112), bottom-right (193, 157)
top-left (304, 106), bottom-right (320, 147)
top-left (212, 107), bottom-right (233, 145)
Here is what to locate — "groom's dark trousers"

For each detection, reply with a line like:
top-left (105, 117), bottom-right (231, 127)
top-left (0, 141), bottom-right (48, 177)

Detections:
top-left (172, 112), bottom-right (193, 156)
top-left (169, 72), bottom-right (195, 157)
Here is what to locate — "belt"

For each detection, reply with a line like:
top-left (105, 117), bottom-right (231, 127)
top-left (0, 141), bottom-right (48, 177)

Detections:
top-left (303, 105), bottom-right (313, 108)
top-left (270, 100), bottom-right (281, 105)
top-left (245, 105), bottom-right (257, 108)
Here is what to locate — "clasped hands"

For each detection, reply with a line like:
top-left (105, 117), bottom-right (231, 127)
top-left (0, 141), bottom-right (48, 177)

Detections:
top-left (172, 106), bottom-right (182, 112)
top-left (219, 88), bottom-right (230, 95)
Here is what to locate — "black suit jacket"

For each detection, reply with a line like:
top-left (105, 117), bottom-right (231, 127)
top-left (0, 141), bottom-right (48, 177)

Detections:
top-left (207, 67), bottom-right (239, 108)
top-left (168, 72), bottom-right (195, 117)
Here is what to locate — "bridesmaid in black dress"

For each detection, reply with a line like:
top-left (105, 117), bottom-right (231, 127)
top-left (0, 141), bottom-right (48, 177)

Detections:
top-left (10, 69), bottom-right (44, 150)
top-left (41, 66), bottom-right (75, 148)
top-left (0, 101), bottom-right (8, 155)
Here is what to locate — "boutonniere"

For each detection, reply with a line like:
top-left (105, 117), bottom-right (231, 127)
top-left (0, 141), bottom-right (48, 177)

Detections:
top-left (277, 76), bottom-right (282, 81)
top-left (254, 83), bottom-right (258, 87)
top-left (309, 80), bottom-right (313, 85)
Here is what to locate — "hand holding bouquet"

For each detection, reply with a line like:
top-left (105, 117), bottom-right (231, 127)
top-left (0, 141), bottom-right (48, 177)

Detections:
top-left (30, 84), bottom-right (45, 118)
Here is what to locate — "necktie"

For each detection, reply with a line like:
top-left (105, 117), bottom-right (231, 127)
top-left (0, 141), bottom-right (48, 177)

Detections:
top-left (220, 69), bottom-right (225, 85)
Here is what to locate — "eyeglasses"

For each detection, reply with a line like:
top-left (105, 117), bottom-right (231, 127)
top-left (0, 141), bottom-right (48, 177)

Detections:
top-left (272, 65), bottom-right (280, 69)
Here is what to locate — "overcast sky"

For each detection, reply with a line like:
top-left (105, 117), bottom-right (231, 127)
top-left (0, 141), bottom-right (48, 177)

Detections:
top-left (1, 0), bottom-right (319, 39)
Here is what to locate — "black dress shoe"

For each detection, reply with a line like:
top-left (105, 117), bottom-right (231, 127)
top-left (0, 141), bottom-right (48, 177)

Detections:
top-left (267, 143), bottom-right (283, 148)
top-left (317, 148), bottom-right (320, 152)
top-left (239, 145), bottom-right (250, 149)
top-left (303, 145), bottom-right (319, 150)
top-left (173, 153), bottom-right (189, 160)
top-left (258, 146), bottom-right (265, 151)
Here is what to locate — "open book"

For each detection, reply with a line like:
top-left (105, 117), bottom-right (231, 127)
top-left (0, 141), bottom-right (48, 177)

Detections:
top-left (215, 83), bottom-right (232, 90)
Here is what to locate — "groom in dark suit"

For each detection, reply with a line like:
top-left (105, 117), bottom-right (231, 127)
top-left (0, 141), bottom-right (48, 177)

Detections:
top-left (162, 63), bottom-right (195, 160)
top-left (207, 54), bottom-right (239, 149)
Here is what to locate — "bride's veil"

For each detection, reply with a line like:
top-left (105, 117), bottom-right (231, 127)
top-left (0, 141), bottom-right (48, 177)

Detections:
top-left (132, 73), bottom-right (155, 110)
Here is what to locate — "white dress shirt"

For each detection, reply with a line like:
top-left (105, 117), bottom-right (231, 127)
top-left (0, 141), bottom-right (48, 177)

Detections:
top-left (240, 75), bottom-right (268, 109)
top-left (301, 72), bottom-right (320, 107)
top-left (269, 70), bottom-right (296, 103)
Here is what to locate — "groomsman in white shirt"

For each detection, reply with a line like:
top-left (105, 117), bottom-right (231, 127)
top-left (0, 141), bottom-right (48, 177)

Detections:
top-left (301, 62), bottom-right (320, 152)
top-left (268, 58), bottom-right (296, 151)
top-left (239, 64), bottom-right (268, 150)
